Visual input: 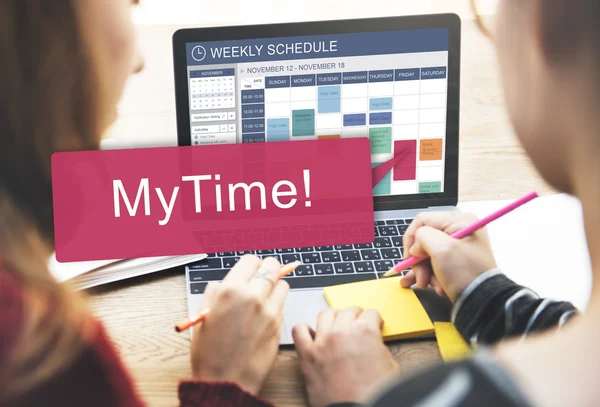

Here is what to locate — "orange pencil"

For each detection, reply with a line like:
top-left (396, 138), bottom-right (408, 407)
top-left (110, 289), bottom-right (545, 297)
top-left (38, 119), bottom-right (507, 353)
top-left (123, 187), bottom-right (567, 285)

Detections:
top-left (174, 261), bottom-right (302, 333)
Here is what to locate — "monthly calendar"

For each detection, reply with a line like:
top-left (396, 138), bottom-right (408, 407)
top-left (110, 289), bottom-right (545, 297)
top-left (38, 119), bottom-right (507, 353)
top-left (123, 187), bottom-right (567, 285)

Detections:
top-left (189, 72), bottom-right (235, 110)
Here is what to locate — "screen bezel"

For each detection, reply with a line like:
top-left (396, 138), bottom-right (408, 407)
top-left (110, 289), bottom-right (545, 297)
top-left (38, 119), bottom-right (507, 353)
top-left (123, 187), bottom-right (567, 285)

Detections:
top-left (173, 14), bottom-right (461, 211)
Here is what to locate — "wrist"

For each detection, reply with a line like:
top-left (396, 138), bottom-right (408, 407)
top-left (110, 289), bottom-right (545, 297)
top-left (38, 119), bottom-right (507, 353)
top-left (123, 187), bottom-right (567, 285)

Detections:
top-left (445, 268), bottom-right (500, 303)
top-left (447, 277), bottom-right (476, 302)
top-left (451, 268), bottom-right (504, 322)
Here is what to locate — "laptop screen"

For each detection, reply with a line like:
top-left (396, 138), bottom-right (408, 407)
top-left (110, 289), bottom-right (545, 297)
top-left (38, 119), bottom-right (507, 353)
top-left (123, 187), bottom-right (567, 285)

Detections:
top-left (183, 28), bottom-right (449, 197)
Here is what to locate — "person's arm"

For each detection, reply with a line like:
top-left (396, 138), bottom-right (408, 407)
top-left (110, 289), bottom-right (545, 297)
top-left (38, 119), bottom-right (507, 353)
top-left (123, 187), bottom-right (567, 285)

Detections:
top-left (321, 351), bottom-right (532, 407)
top-left (183, 255), bottom-right (290, 406)
top-left (0, 266), bottom-right (275, 407)
top-left (6, 318), bottom-right (272, 407)
top-left (91, 322), bottom-right (274, 407)
top-left (367, 350), bottom-right (532, 407)
top-left (293, 306), bottom-right (535, 407)
top-left (452, 269), bottom-right (578, 345)
top-left (293, 211), bottom-right (579, 407)
top-left (398, 211), bottom-right (578, 344)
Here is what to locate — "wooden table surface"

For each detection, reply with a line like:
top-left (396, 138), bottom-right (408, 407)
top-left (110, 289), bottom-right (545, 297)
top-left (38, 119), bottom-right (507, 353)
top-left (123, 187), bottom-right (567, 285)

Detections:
top-left (92, 11), bottom-right (554, 407)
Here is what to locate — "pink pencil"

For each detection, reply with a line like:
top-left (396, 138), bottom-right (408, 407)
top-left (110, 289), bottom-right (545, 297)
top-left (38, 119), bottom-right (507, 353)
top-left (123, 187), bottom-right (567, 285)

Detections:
top-left (383, 191), bottom-right (539, 277)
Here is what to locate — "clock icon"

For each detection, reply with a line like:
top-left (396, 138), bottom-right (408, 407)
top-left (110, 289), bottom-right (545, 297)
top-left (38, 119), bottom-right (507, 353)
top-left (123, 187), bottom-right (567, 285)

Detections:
top-left (191, 45), bottom-right (207, 62)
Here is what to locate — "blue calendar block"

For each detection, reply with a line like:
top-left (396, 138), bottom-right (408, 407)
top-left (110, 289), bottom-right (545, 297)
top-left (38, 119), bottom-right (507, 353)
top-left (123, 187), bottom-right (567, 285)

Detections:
top-left (318, 86), bottom-right (341, 113)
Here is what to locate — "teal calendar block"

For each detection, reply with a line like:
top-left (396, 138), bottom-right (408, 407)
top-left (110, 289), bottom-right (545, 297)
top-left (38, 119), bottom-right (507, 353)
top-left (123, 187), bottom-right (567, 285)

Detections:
top-left (292, 109), bottom-right (315, 136)
top-left (372, 162), bottom-right (391, 195)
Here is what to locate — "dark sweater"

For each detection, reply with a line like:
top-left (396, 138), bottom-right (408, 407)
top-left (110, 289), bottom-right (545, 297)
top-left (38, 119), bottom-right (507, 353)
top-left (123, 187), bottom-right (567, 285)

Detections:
top-left (0, 265), bottom-right (273, 407)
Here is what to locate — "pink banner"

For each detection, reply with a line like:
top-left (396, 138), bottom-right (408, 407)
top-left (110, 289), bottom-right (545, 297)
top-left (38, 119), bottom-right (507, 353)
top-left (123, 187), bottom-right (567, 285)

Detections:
top-left (52, 139), bottom-right (374, 262)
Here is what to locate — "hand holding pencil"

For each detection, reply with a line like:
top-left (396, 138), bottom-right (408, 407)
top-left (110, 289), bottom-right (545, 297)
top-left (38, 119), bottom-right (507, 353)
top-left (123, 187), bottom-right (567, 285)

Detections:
top-left (184, 255), bottom-right (297, 396)
top-left (394, 192), bottom-right (538, 301)
top-left (175, 259), bottom-right (301, 332)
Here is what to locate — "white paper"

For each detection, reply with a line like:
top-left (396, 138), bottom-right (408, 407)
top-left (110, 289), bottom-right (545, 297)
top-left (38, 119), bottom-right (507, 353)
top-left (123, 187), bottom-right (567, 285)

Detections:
top-left (49, 253), bottom-right (207, 289)
top-left (70, 254), bottom-right (207, 290)
top-left (48, 255), bottom-right (120, 282)
top-left (458, 193), bottom-right (592, 310)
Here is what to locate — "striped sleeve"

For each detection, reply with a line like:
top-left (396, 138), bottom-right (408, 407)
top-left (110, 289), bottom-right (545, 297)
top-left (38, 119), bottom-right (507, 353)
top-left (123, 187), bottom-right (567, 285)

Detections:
top-left (367, 349), bottom-right (533, 407)
top-left (452, 269), bottom-right (578, 345)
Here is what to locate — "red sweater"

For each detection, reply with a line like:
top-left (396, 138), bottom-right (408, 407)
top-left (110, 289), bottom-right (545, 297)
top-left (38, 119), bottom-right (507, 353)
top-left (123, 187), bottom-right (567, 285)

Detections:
top-left (0, 266), bottom-right (273, 407)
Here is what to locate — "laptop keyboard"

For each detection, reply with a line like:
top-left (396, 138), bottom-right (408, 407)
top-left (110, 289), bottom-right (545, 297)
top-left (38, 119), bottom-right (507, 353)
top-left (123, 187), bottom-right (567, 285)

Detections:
top-left (188, 218), bottom-right (413, 294)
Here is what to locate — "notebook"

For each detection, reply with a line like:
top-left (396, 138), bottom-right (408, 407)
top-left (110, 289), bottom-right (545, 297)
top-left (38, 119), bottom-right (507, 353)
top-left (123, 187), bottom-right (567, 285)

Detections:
top-left (324, 276), bottom-right (434, 341)
top-left (49, 253), bottom-right (207, 290)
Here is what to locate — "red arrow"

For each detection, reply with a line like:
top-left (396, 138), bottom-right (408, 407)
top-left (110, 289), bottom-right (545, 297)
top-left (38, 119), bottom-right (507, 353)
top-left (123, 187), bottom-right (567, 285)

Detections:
top-left (371, 150), bottom-right (408, 188)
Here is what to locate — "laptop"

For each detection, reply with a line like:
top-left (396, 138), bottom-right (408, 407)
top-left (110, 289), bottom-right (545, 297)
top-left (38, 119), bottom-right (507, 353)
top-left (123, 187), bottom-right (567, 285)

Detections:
top-left (172, 14), bottom-right (461, 344)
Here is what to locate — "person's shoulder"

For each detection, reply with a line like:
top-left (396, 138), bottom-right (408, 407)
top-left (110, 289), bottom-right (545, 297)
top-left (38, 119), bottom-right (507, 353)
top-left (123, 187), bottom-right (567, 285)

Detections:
top-left (0, 259), bottom-right (145, 407)
top-left (0, 260), bottom-right (26, 359)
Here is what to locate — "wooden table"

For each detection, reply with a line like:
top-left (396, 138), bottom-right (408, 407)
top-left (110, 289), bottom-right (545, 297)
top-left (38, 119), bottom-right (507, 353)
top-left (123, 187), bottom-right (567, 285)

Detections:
top-left (92, 14), bottom-right (554, 407)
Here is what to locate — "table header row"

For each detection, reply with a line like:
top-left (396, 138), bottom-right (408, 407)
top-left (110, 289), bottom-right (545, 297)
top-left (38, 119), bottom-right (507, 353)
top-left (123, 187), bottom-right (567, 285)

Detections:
top-left (190, 67), bottom-right (447, 85)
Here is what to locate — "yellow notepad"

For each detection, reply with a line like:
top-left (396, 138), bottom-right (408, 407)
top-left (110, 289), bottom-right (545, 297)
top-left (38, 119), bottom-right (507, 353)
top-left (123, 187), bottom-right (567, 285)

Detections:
top-left (434, 322), bottom-right (471, 362)
top-left (323, 277), bottom-right (434, 341)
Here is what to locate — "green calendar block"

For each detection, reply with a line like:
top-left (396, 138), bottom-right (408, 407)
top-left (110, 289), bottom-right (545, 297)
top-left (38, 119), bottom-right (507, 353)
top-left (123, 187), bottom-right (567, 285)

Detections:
top-left (292, 109), bottom-right (315, 137)
top-left (368, 127), bottom-right (392, 154)
top-left (418, 181), bottom-right (442, 193)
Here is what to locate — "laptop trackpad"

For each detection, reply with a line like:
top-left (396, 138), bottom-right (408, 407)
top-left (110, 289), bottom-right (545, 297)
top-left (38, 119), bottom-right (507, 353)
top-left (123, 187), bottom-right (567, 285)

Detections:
top-left (280, 289), bottom-right (329, 345)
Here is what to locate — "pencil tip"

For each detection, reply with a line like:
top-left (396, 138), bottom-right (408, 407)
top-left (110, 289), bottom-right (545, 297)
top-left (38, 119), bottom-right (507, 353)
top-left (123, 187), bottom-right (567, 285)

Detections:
top-left (285, 260), bottom-right (302, 268)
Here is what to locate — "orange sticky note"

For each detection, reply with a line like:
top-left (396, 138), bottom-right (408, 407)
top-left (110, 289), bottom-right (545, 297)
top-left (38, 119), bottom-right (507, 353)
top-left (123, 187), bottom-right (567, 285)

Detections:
top-left (420, 139), bottom-right (443, 161)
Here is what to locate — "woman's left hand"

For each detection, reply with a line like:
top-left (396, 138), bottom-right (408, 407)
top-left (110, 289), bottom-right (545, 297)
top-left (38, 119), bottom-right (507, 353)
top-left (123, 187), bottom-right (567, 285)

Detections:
top-left (190, 255), bottom-right (289, 395)
top-left (292, 307), bottom-right (399, 407)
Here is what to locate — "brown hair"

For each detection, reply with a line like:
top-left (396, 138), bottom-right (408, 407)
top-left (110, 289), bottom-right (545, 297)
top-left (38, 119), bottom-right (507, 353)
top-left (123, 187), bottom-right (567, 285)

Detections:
top-left (538, 1), bottom-right (600, 64)
top-left (0, 0), bottom-right (109, 399)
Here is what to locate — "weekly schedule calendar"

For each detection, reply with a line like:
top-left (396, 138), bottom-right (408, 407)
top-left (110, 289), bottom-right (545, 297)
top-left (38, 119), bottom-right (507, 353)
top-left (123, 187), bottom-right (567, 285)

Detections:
top-left (184, 29), bottom-right (449, 197)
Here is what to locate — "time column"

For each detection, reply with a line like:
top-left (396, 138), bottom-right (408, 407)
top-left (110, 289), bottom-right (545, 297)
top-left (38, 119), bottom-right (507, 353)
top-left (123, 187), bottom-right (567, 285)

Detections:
top-left (240, 77), bottom-right (266, 143)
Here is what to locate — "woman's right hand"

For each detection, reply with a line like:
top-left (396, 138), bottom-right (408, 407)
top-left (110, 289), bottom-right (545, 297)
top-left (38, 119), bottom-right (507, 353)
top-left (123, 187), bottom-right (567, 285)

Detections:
top-left (190, 255), bottom-right (289, 396)
top-left (400, 211), bottom-right (497, 302)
